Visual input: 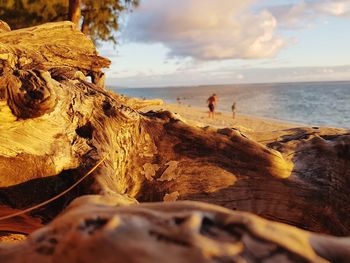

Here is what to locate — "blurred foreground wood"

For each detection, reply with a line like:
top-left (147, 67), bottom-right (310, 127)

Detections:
top-left (0, 21), bottom-right (349, 262)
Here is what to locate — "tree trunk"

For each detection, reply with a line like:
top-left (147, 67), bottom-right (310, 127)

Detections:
top-left (0, 21), bottom-right (349, 261)
top-left (68, 0), bottom-right (81, 29)
top-left (81, 16), bottom-right (89, 35)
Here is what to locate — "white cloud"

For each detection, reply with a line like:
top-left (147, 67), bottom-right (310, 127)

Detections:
top-left (124, 0), bottom-right (285, 60)
top-left (106, 65), bottom-right (350, 88)
top-left (237, 74), bottom-right (244, 80)
top-left (267, 2), bottom-right (315, 29)
top-left (322, 68), bottom-right (334, 74)
top-left (314, 0), bottom-right (350, 17)
top-left (267, 0), bottom-right (350, 28)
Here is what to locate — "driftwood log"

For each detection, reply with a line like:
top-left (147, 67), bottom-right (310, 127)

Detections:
top-left (0, 21), bottom-right (350, 261)
top-left (0, 200), bottom-right (349, 263)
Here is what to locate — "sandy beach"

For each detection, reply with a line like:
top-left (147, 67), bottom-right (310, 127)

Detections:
top-left (142, 103), bottom-right (299, 132)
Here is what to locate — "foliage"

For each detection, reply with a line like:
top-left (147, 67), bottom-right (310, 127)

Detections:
top-left (0, 0), bottom-right (139, 43)
top-left (0, 0), bottom-right (67, 29)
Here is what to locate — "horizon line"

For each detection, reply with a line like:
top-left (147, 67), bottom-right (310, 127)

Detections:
top-left (107, 79), bottom-right (350, 89)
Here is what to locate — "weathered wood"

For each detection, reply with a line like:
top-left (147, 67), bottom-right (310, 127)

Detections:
top-left (0, 21), bottom-right (10, 33)
top-left (0, 200), bottom-right (349, 263)
top-left (0, 21), bottom-right (110, 83)
top-left (0, 21), bottom-right (350, 261)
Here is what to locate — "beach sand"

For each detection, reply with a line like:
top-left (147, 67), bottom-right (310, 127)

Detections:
top-left (141, 103), bottom-right (299, 132)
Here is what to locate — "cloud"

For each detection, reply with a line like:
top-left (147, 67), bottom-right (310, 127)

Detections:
top-left (237, 74), bottom-right (244, 80)
top-left (124, 0), bottom-right (285, 60)
top-left (267, 0), bottom-right (350, 28)
top-left (314, 0), bottom-right (350, 17)
top-left (267, 2), bottom-right (316, 29)
top-left (106, 64), bottom-right (350, 88)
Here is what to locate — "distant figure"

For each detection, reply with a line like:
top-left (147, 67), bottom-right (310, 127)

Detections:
top-left (176, 97), bottom-right (181, 104)
top-left (231, 101), bottom-right (236, 120)
top-left (207, 93), bottom-right (218, 118)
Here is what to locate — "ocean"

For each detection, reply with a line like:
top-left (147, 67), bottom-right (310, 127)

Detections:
top-left (111, 81), bottom-right (350, 129)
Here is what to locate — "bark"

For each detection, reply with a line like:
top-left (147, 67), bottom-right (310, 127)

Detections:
top-left (0, 21), bottom-right (350, 261)
top-left (68, 0), bottom-right (81, 29)
top-left (81, 17), bottom-right (89, 35)
top-left (0, 200), bottom-right (349, 262)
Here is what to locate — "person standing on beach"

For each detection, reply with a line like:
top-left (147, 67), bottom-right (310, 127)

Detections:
top-left (207, 93), bottom-right (218, 118)
top-left (231, 101), bottom-right (236, 120)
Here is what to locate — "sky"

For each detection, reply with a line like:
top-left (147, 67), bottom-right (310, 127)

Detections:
top-left (99, 0), bottom-right (350, 87)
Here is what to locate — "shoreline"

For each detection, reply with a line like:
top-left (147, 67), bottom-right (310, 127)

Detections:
top-left (141, 103), bottom-right (302, 132)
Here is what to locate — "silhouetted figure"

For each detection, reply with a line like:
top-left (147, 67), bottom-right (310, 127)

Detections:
top-left (231, 101), bottom-right (236, 120)
top-left (207, 94), bottom-right (218, 118)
